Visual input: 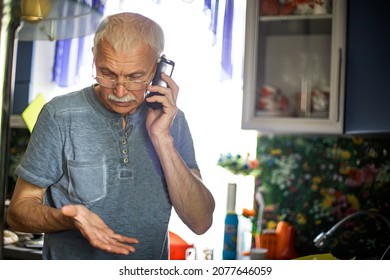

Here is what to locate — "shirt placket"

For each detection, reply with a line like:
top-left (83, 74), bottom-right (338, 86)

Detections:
top-left (114, 118), bottom-right (134, 178)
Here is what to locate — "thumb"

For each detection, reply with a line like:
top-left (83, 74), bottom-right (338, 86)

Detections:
top-left (61, 205), bottom-right (78, 218)
top-left (61, 205), bottom-right (89, 229)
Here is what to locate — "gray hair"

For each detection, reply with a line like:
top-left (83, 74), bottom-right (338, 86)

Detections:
top-left (93, 12), bottom-right (164, 60)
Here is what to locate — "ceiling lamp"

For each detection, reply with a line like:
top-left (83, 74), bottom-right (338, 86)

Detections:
top-left (21, 0), bottom-right (52, 22)
top-left (18, 0), bottom-right (104, 41)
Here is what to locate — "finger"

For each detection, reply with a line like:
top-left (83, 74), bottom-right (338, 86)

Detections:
top-left (146, 92), bottom-right (175, 112)
top-left (108, 236), bottom-right (139, 253)
top-left (111, 234), bottom-right (139, 245)
top-left (91, 231), bottom-right (139, 248)
top-left (147, 75), bottom-right (178, 104)
top-left (92, 235), bottom-right (138, 255)
top-left (105, 244), bottom-right (137, 255)
top-left (145, 91), bottom-right (166, 104)
top-left (161, 73), bottom-right (179, 102)
top-left (92, 239), bottom-right (136, 255)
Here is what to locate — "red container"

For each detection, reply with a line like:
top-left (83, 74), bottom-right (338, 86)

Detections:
top-left (169, 231), bottom-right (195, 260)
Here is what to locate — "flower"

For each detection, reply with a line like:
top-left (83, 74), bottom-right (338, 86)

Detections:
top-left (217, 153), bottom-right (260, 177)
top-left (255, 134), bottom-right (390, 258)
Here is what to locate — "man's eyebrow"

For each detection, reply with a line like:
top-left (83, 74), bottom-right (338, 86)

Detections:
top-left (99, 66), bottom-right (147, 77)
top-left (99, 66), bottom-right (115, 74)
top-left (126, 71), bottom-right (148, 78)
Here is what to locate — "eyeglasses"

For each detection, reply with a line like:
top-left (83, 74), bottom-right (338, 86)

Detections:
top-left (93, 75), bottom-right (150, 91)
top-left (92, 63), bottom-right (151, 91)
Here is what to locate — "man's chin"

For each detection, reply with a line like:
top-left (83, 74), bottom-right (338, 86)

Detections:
top-left (112, 102), bottom-right (139, 115)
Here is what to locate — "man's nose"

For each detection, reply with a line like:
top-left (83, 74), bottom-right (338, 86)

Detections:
top-left (114, 82), bottom-right (128, 96)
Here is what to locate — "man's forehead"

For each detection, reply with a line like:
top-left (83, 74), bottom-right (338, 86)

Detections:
top-left (96, 42), bottom-right (156, 66)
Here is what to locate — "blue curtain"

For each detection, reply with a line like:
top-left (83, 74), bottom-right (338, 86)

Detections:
top-left (204, 0), bottom-right (237, 81)
top-left (204, 0), bottom-right (219, 46)
top-left (221, 0), bottom-right (233, 80)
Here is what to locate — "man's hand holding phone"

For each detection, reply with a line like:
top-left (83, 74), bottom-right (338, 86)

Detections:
top-left (146, 55), bottom-right (175, 109)
top-left (145, 56), bottom-right (179, 142)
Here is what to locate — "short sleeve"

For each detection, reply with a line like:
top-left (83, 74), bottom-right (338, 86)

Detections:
top-left (172, 110), bottom-right (198, 170)
top-left (15, 104), bottom-right (64, 188)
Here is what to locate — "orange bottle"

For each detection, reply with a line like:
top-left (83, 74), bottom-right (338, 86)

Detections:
top-left (275, 221), bottom-right (297, 259)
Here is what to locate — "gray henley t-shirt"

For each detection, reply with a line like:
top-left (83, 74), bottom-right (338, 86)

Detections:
top-left (15, 85), bottom-right (198, 259)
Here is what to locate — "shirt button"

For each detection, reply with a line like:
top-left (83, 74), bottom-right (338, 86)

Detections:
top-left (123, 158), bottom-right (129, 163)
top-left (122, 149), bottom-right (128, 154)
top-left (121, 139), bottom-right (127, 145)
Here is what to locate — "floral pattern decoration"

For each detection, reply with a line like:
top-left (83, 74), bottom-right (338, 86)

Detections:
top-left (218, 135), bottom-right (390, 259)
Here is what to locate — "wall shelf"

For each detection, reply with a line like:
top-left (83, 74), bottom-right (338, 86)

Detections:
top-left (10, 115), bottom-right (27, 129)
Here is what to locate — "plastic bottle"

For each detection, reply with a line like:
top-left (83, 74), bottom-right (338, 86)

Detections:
top-left (237, 213), bottom-right (252, 260)
top-left (222, 183), bottom-right (238, 260)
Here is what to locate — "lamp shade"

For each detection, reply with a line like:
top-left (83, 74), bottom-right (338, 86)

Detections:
top-left (18, 0), bottom-right (104, 41)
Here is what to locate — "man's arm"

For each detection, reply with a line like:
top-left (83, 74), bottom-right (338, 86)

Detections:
top-left (7, 177), bottom-right (139, 255)
top-left (146, 74), bottom-right (215, 235)
top-left (7, 177), bottom-right (72, 233)
top-left (152, 135), bottom-right (215, 234)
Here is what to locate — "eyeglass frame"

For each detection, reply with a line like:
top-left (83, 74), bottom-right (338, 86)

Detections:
top-left (92, 62), bottom-right (154, 91)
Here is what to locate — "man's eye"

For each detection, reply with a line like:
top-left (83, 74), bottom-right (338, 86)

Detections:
top-left (126, 76), bottom-right (142, 81)
top-left (103, 73), bottom-right (116, 79)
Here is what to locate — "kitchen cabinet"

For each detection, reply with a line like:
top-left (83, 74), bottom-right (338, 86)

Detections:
top-left (242, 0), bottom-right (346, 134)
top-left (344, 0), bottom-right (390, 135)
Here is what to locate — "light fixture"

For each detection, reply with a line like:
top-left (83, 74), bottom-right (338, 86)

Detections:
top-left (21, 0), bottom-right (52, 22)
top-left (18, 0), bottom-right (104, 41)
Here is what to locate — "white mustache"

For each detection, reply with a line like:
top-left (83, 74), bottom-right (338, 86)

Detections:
top-left (108, 94), bottom-right (136, 103)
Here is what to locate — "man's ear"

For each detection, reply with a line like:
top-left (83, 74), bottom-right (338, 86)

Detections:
top-left (91, 47), bottom-right (96, 64)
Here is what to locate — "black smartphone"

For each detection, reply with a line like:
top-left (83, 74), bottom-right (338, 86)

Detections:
top-left (146, 55), bottom-right (175, 109)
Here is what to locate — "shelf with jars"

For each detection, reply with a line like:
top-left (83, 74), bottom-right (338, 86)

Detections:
top-left (242, 0), bottom-right (346, 134)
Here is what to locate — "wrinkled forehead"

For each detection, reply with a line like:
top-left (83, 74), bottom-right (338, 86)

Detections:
top-left (94, 40), bottom-right (157, 72)
top-left (96, 37), bottom-right (156, 56)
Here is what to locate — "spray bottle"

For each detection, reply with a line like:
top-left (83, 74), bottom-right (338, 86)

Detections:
top-left (222, 183), bottom-right (238, 260)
